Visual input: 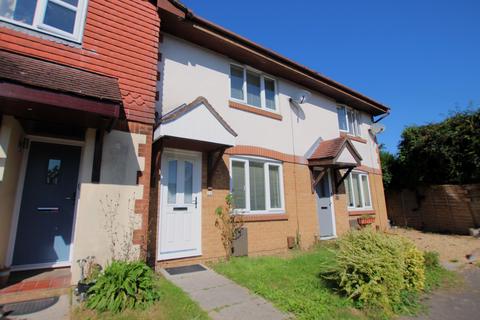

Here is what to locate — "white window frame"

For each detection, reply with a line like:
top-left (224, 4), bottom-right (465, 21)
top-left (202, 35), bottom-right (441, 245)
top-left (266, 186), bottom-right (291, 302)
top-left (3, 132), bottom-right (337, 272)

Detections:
top-left (337, 104), bottom-right (361, 136)
top-left (0, 0), bottom-right (89, 43)
top-left (229, 63), bottom-right (280, 112)
top-left (345, 171), bottom-right (372, 210)
top-left (229, 156), bottom-right (285, 214)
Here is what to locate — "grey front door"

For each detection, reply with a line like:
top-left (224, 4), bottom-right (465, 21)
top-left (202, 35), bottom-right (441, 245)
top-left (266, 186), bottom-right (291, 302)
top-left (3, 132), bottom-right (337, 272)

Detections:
top-left (315, 171), bottom-right (335, 238)
top-left (13, 141), bottom-right (81, 267)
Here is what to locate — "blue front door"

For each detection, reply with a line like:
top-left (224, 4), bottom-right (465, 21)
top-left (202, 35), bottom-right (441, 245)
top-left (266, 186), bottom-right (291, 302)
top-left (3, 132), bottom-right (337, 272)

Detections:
top-left (12, 141), bottom-right (81, 267)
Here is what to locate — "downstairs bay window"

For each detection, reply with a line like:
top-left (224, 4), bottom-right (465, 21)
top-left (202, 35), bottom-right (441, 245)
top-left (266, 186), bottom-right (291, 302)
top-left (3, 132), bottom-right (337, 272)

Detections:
top-left (230, 157), bottom-right (284, 213)
top-left (344, 171), bottom-right (372, 209)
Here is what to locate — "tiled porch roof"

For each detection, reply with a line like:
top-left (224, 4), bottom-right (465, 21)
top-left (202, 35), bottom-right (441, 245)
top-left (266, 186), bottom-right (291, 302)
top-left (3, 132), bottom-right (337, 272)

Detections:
top-left (0, 50), bottom-right (122, 103)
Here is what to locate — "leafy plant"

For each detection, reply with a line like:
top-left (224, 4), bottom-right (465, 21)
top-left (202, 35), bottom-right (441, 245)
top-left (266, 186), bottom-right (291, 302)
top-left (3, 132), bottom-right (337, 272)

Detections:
top-left (423, 251), bottom-right (440, 268)
top-left (383, 106), bottom-right (480, 189)
top-left (86, 261), bottom-right (160, 313)
top-left (215, 194), bottom-right (244, 260)
top-left (100, 194), bottom-right (139, 262)
top-left (322, 228), bottom-right (425, 316)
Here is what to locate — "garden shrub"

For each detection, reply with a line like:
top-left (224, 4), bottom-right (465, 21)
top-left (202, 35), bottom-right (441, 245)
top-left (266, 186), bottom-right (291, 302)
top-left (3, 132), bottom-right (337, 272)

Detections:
top-left (86, 261), bottom-right (160, 313)
top-left (322, 228), bottom-right (425, 315)
top-left (401, 238), bottom-right (425, 291)
top-left (423, 251), bottom-right (440, 268)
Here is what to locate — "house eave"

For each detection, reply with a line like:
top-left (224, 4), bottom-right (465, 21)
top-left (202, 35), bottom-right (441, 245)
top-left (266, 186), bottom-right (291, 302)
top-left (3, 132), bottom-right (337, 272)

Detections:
top-left (157, 1), bottom-right (390, 116)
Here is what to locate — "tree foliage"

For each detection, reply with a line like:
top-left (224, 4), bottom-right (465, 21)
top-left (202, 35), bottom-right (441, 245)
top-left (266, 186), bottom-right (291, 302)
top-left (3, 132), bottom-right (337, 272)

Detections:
top-left (383, 107), bottom-right (480, 189)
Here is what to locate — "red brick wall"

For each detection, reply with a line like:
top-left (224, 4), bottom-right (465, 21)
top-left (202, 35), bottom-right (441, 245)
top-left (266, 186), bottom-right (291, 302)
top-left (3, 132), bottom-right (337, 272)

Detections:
top-left (0, 0), bottom-right (160, 124)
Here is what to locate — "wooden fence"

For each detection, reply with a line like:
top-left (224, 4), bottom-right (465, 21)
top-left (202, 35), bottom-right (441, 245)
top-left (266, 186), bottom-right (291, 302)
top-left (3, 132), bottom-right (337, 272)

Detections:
top-left (386, 184), bottom-right (480, 235)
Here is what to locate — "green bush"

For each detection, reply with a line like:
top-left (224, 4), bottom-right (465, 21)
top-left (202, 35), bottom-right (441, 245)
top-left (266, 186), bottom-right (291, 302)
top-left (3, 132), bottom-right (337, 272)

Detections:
top-left (86, 261), bottom-right (160, 313)
top-left (322, 228), bottom-right (425, 315)
top-left (423, 251), bottom-right (440, 268)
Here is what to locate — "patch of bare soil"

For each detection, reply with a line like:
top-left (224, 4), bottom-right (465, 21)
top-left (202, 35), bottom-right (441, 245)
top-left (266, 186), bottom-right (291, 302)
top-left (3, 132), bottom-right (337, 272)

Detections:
top-left (389, 228), bottom-right (480, 264)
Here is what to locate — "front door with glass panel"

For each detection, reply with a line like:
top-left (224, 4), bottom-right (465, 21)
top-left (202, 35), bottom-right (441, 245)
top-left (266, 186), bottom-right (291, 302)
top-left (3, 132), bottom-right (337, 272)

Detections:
top-left (158, 150), bottom-right (202, 260)
top-left (315, 170), bottom-right (336, 239)
top-left (12, 141), bottom-right (81, 267)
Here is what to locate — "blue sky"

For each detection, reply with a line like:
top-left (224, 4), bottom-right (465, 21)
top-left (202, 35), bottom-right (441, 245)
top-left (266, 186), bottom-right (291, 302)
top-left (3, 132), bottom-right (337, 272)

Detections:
top-left (180, 0), bottom-right (480, 153)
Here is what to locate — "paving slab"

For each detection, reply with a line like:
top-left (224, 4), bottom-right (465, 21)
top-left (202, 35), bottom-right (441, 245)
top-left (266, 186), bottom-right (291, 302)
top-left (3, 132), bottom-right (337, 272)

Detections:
top-left (4, 294), bottom-right (70, 320)
top-left (160, 266), bottom-right (291, 320)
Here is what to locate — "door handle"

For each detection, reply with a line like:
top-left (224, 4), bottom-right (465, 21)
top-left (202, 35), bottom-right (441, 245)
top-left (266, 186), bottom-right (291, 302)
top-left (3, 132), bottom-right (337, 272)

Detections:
top-left (321, 206), bottom-right (328, 209)
top-left (194, 196), bottom-right (198, 209)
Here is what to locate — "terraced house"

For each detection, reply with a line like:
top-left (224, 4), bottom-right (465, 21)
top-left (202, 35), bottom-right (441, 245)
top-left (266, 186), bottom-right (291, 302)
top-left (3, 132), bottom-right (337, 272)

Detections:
top-left (0, 0), bottom-right (390, 284)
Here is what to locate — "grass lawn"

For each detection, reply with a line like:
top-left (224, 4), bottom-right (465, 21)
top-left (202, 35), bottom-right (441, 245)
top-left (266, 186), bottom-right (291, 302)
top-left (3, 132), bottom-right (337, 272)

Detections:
top-left (213, 244), bottom-right (456, 320)
top-left (72, 276), bottom-right (209, 320)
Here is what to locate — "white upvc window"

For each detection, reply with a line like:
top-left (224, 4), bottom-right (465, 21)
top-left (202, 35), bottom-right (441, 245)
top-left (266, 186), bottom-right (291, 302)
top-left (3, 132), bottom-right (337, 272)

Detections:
top-left (230, 157), bottom-right (285, 214)
top-left (0, 0), bottom-right (88, 42)
top-left (229, 64), bottom-right (279, 112)
top-left (337, 104), bottom-right (360, 136)
top-left (345, 171), bottom-right (372, 210)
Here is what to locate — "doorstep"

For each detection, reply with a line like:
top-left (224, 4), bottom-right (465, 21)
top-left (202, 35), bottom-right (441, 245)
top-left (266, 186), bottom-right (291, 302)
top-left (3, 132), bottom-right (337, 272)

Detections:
top-left (0, 268), bottom-right (71, 305)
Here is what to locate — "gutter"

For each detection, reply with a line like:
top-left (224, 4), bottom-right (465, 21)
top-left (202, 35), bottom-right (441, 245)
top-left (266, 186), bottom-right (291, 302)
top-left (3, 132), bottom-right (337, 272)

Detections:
top-left (373, 110), bottom-right (390, 123)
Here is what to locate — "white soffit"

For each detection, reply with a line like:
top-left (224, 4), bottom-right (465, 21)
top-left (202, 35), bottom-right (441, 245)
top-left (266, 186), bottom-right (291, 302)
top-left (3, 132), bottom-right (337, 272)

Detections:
top-left (154, 101), bottom-right (236, 146)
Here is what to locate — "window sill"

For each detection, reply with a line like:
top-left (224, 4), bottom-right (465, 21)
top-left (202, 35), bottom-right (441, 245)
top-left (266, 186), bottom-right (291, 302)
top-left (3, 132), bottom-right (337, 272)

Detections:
top-left (340, 132), bottom-right (367, 144)
top-left (229, 100), bottom-right (282, 121)
top-left (348, 209), bottom-right (375, 216)
top-left (234, 213), bottom-right (288, 222)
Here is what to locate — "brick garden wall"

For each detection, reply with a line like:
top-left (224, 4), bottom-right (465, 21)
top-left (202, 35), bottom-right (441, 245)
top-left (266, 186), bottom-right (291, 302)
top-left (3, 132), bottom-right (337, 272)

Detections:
top-left (386, 184), bottom-right (480, 234)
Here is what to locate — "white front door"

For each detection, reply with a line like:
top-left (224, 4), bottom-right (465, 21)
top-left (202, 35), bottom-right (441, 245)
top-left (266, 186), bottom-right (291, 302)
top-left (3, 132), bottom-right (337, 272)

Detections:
top-left (158, 149), bottom-right (202, 260)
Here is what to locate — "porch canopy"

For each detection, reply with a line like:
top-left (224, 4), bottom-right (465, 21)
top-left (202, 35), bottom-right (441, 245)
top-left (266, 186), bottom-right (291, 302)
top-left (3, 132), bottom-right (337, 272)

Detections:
top-left (307, 136), bottom-right (362, 192)
top-left (153, 96), bottom-right (237, 187)
top-left (0, 49), bottom-right (121, 136)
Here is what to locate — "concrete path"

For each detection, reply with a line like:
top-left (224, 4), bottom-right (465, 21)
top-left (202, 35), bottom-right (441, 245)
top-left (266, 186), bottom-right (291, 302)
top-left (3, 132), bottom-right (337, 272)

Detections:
top-left (160, 267), bottom-right (291, 320)
top-left (401, 267), bottom-right (480, 320)
top-left (4, 294), bottom-right (70, 320)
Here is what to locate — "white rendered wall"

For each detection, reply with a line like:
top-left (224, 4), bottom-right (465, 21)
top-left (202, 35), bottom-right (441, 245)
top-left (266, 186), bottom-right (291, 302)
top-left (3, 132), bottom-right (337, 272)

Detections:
top-left (158, 34), bottom-right (380, 170)
top-left (71, 129), bottom-right (146, 283)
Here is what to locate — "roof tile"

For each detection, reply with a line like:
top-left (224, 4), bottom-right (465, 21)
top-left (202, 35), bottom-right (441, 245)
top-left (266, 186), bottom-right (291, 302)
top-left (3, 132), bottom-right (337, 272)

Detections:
top-left (309, 136), bottom-right (347, 160)
top-left (0, 50), bottom-right (121, 103)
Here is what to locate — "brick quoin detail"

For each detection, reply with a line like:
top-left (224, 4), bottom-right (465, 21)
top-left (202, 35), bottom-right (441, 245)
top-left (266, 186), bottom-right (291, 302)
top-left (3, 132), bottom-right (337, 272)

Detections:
top-left (111, 120), bottom-right (153, 257)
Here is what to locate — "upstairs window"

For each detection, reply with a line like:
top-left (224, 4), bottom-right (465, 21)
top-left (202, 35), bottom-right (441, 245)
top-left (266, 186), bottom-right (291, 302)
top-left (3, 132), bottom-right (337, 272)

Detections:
top-left (0, 0), bottom-right (88, 42)
top-left (230, 157), bottom-right (284, 213)
top-left (345, 171), bottom-right (372, 209)
top-left (230, 64), bottom-right (278, 111)
top-left (337, 105), bottom-right (360, 136)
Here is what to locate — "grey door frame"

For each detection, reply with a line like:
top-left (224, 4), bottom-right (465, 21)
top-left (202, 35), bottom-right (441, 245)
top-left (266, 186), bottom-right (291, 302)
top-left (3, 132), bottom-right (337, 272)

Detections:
top-left (315, 169), bottom-right (337, 240)
top-left (6, 135), bottom-right (85, 271)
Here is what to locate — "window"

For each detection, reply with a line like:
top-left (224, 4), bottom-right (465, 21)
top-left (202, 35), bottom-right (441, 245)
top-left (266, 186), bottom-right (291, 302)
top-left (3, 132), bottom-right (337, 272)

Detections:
top-left (229, 64), bottom-right (278, 111)
top-left (230, 157), bottom-right (284, 213)
top-left (337, 105), bottom-right (360, 136)
top-left (344, 171), bottom-right (372, 209)
top-left (167, 160), bottom-right (177, 204)
top-left (0, 0), bottom-right (88, 42)
top-left (46, 158), bottom-right (61, 184)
